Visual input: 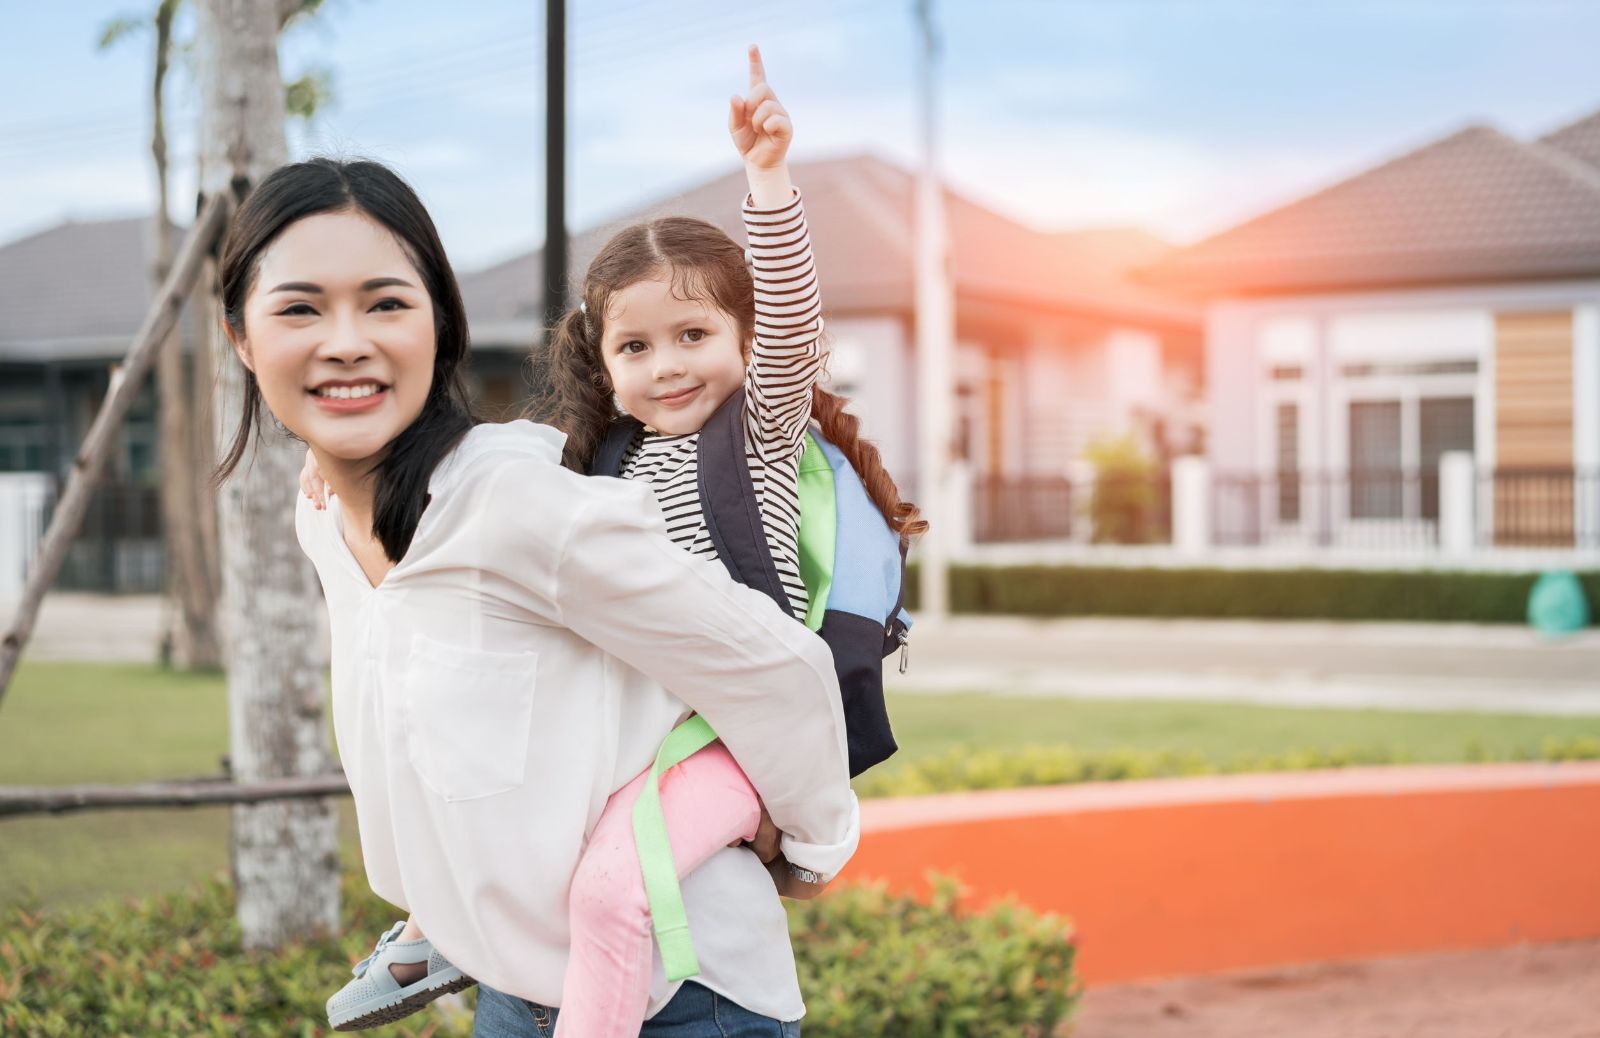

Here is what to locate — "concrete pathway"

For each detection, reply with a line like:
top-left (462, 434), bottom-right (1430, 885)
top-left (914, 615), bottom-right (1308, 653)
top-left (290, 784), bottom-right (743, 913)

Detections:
top-left (890, 616), bottom-right (1600, 716)
top-left (1076, 939), bottom-right (1600, 1038)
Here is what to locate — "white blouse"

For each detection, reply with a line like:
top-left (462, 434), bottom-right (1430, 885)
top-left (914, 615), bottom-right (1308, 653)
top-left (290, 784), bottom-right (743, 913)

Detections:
top-left (296, 420), bottom-right (860, 1020)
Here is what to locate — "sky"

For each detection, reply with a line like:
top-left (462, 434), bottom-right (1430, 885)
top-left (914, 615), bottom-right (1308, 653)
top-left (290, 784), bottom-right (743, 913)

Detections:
top-left (4, 0), bottom-right (1600, 272)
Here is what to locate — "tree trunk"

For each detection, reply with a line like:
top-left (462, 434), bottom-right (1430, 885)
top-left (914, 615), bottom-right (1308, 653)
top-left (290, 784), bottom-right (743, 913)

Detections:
top-left (151, 0), bottom-right (222, 670)
top-left (195, 0), bottom-right (339, 949)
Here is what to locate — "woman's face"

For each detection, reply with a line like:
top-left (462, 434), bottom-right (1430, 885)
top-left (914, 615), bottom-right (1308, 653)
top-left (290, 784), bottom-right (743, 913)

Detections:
top-left (232, 210), bottom-right (436, 469)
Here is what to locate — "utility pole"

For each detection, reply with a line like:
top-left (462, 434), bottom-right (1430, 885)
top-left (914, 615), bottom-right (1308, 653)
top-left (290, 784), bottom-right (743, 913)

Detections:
top-left (542, 0), bottom-right (568, 332)
top-left (913, 0), bottom-right (956, 619)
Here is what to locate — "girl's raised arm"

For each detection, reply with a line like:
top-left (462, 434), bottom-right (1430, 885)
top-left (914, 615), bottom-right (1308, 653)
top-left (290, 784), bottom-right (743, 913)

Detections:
top-left (729, 46), bottom-right (825, 462)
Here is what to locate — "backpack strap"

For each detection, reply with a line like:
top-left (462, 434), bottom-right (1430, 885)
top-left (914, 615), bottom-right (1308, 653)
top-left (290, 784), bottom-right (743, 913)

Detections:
top-left (630, 714), bottom-right (720, 982)
top-left (697, 387), bottom-right (795, 619)
top-left (590, 416), bottom-right (646, 477)
top-left (795, 431), bottom-right (835, 632)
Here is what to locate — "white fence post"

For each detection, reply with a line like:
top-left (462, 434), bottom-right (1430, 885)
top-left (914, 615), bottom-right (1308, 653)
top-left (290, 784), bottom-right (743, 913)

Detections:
top-left (0, 473), bottom-right (55, 599)
top-left (1439, 451), bottom-right (1476, 555)
top-left (1172, 455), bottom-right (1212, 554)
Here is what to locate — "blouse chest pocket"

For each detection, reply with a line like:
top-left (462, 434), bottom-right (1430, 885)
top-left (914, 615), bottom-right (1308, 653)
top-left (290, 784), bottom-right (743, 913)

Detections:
top-left (402, 635), bottom-right (538, 802)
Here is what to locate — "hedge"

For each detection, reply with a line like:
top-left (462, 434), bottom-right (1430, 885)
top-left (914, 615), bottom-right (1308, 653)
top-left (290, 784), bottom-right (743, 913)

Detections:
top-left (904, 565), bottom-right (1599, 623)
top-left (854, 736), bottom-right (1600, 799)
top-left (0, 871), bottom-right (1077, 1037)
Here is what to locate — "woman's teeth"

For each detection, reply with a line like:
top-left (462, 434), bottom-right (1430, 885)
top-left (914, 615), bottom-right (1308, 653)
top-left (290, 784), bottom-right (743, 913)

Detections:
top-left (316, 384), bottom-right (382, 399)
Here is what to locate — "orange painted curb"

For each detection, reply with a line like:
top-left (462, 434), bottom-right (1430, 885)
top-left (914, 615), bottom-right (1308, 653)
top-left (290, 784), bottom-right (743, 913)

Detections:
top-left (845, 763), bottom-right (1600, 984)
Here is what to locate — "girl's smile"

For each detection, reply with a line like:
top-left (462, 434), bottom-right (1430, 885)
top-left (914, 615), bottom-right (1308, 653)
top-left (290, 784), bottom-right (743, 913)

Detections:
top-left (600, 276), bottom-right (747, 435)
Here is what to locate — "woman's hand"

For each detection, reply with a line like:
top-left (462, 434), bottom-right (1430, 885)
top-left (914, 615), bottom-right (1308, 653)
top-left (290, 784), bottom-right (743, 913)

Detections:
top-left (300, 449), bottom-right (330, 509)
top-left (729, 45), bottom-right (795, 208)
top-left (767, 855), bottom-right (829, 900)
top-left (735, 800), bottom-right (783, 862)
top-left (733, 801), bottom-right (829, 899)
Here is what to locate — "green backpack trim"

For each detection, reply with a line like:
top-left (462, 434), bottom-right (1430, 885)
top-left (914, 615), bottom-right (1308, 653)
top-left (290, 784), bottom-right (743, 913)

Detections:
top-left (630, 714), bottom-right (720, 982)
top-left (795, 431), bottom-right (836, 633)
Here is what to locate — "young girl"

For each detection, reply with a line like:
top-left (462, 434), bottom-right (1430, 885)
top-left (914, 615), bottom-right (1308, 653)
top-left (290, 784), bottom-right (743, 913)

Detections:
top-left (310, 47), bottom-right (921, 1036)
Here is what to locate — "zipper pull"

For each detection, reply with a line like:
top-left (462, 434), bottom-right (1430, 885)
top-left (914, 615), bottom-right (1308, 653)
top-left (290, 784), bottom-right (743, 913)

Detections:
top-left (897, 629), bottom-right (910, 674)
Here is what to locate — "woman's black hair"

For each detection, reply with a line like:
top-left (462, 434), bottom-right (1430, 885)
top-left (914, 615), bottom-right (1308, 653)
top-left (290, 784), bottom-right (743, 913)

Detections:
top-left (213, 157), bottom-right (477, 562)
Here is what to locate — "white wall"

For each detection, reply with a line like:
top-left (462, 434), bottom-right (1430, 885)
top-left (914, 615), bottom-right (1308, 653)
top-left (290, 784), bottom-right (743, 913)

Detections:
top-left (822, 315), bottom-right (914, 482)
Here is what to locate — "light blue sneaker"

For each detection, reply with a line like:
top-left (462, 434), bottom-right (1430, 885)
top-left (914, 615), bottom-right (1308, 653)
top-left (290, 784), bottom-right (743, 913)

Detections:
top-left (327, 921), bottom-right (476, 1031)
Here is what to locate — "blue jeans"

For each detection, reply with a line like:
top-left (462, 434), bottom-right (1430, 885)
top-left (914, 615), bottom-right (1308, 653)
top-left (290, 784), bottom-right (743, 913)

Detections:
top-left (472, 981), bottom-right (801, 1038)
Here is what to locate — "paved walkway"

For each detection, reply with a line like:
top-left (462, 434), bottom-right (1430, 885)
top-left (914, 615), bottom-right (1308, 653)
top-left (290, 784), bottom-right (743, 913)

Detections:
top-left (1076, 939), bottom-right (1600, 1038)
top-left (889, 615), bottom-right (1600, 715)
top-left (9, 595), bottom-right (1600, 716)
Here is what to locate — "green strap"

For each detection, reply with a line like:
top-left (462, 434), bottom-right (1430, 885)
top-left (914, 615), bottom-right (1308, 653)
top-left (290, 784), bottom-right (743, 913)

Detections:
top-left (795, 431), bottom-right (835, 633)
top-left (631, 714), bottom-right (720, 981)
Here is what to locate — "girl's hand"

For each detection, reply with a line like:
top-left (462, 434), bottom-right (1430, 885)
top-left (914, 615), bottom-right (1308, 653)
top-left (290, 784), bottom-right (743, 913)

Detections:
top-left (728, 45), bottom-right (792, 174)
top-left (299, 449), bottom-right (330, 510)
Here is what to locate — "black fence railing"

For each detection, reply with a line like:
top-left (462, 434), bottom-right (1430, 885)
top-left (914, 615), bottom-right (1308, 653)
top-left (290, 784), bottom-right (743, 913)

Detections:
top-left (48, 479), bottom-right (165, 594)
top-left (971, 467), bottom-right (1600, 552)
top-left (1486, 468), bottom-right (1600, 549)
top-left (972, 472), bottom-right (1171, 545)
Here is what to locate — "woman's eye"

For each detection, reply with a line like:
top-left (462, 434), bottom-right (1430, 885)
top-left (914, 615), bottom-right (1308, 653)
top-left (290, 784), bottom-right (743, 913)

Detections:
top-left (682, 328), bottom-right (705, 343)
top-left (371, 298), bottom-right (409, 313)
top-left (278, 303), bottom-right (318, 317)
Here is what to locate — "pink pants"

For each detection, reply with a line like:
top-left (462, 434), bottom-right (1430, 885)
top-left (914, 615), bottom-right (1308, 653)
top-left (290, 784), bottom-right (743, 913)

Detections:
top-left (553, 741), bottom-right (761, 1038)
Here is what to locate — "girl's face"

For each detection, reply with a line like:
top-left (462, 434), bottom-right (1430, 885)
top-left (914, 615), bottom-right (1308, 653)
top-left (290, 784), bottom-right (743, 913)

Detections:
top-left (599, 275), bottom-right (747, 435)
top-left (231, 210), bottom-right (436, 471)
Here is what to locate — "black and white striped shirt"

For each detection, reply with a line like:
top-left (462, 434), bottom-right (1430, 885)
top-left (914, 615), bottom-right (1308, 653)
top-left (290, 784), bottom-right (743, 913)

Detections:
top-left (618, 190), bottom-right (823, 620)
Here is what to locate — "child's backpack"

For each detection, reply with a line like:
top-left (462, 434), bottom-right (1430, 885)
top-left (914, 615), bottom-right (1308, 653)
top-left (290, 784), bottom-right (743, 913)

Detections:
top-left (591, 387), bottom-right (912, 984)
top-left (591, 387), bottom-right (909, 776)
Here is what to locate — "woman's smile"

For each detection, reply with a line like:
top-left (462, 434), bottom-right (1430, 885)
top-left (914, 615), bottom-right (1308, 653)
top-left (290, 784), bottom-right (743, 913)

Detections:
top-left (309, 378), bottom-right (393, 414)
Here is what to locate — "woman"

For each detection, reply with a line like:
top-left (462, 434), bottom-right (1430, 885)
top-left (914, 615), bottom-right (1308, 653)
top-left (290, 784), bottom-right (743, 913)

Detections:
top-left (215, 156), bottom-right (858, 1036)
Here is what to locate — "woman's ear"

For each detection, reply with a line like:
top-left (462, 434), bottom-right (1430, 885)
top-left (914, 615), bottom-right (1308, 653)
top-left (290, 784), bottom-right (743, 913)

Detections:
top-left (223, 320), bottom-right (253, 373)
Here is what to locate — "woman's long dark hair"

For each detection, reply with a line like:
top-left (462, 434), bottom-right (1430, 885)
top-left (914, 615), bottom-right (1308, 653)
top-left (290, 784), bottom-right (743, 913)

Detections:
top-left (214, 157), bottom-right (477, 562)
top-left (530, 215), bottom-right (926, 542)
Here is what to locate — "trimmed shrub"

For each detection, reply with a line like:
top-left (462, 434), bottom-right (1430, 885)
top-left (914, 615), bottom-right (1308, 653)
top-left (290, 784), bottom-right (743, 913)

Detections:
top-left (0, 871), bottom-right (1078, 1037)
top-left (790, 876), bottom-right (1078, 1037)
top-left (905, 564), bottom-right (1600, 624)
top-left (855, 738), bottom-right (1600, 799)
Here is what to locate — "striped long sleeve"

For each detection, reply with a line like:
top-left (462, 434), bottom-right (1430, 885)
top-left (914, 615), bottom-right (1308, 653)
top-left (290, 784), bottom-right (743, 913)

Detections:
top-left (742, 190), bottom-right (824, 464)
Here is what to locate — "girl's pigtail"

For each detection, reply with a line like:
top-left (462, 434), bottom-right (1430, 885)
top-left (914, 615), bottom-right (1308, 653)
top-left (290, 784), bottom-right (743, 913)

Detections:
top-left (810, 385), bottom-right (928, 543)
top-left (530, 304), bottom-right (615, 473)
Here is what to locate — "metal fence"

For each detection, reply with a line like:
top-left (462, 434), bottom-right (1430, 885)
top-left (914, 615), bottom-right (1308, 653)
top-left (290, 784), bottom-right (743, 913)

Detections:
top-left (972, 472), bottom-right (1171, 545)
top-left (49, 479), bottom-right (165, 594)
top-left (971, 467), bottom-right (1600, 552)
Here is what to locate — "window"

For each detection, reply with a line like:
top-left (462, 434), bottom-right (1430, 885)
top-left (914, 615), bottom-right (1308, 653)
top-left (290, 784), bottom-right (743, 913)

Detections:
top-left (1349, 401), bottom-right (1403, 519)
top-left (1276, 402), bottom-right (1300, 522)
top-left (1419, 397), bottom-right (1474, 520)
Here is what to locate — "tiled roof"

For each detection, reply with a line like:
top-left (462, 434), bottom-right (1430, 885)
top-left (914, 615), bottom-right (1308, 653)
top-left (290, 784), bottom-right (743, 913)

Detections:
top-left (1143, 113), bottom-right (1600, 296)
top-left (461, 154), bottom-right (1198, 341)
top-left (0, 216), bottom-right (180, 361)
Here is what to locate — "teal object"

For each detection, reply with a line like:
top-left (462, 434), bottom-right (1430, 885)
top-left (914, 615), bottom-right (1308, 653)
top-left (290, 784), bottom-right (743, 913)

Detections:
top-left (1527, 570), bottom-right (1591, 636)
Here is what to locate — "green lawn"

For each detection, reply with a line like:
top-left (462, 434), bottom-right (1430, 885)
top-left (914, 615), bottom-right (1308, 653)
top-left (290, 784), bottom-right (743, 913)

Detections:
top-left (4, 660), bottom-right (1599, 912)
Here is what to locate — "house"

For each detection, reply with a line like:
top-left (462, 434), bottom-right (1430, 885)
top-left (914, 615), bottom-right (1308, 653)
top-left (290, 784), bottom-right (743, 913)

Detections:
top-left (0, 154), bottom-right (1201, 590)
top-left (1145, 109), bottom-right (1600, 551)
top-left (462, 154), bottom-right (1202, 540)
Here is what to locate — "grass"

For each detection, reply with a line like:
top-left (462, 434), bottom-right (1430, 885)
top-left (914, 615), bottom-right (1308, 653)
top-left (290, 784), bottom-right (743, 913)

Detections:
top-left (4, 660), bottom-right (1600, 912)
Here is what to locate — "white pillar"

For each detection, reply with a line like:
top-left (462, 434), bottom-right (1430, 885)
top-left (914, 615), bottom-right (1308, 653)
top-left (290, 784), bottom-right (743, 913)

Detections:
top-left (945, 459), bottom-right (974, 557)
top-left (1439, 451), bottom-right (1476, 555)
top-left (1171, 456), bottom-right (1212, 554)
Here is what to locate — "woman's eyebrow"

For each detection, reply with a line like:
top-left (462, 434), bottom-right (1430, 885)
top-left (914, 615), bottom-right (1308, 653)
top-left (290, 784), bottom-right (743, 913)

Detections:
top-left (267, 276), bottom-right (418, 294)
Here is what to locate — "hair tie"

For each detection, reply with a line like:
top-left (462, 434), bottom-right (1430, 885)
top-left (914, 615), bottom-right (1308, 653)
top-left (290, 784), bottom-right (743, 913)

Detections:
top-left (579, 300), bottom-right (588, 314)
